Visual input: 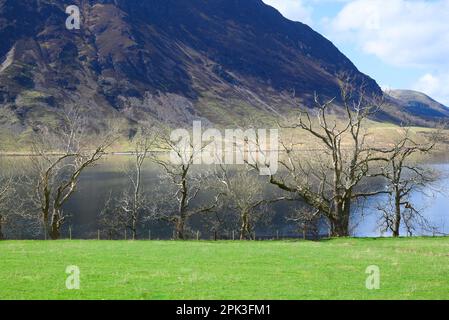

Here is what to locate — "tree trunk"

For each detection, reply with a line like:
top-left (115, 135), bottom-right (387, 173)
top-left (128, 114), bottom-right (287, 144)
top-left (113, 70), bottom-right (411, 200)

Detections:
top-left (49, 209), bottom-right (62, 240)
top-left (331, 220), bottom-right (350, 237)
top-left (330, 198), bottom-right (351, 237)
top-left (176, 172), bottom-right (188, 241)
top-left (49, 226), bottom-right (60, 240)
top-left (175, 218), bottom-right (185, 240)
top-left (42, 207), bottom-right (49, 240)
top-left (131, 215), bottom-right (137, 240)
top-left (240, 211), bottom-right (251, 240)
top-left (392, 193), bottom-right (401, 237)
top-left (132, 161), bottom-right (141, 240)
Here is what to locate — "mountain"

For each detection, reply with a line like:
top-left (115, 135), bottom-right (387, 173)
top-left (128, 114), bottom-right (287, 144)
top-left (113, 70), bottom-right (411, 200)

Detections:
top-left (0, 0), bottom-right (446, 145)
top-left (386, 90), bottom-right (449, 126)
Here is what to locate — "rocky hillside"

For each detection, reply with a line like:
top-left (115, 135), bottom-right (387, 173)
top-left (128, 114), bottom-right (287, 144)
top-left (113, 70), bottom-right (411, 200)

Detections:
top-left (0, 0), bottom-right (447, 145)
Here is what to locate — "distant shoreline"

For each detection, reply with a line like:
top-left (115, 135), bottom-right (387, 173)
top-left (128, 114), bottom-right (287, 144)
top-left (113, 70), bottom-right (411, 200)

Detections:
top-left (0, 151), bottom-right (167, 157)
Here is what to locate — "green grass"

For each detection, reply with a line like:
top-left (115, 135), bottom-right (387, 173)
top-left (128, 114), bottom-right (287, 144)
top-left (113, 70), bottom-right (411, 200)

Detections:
top-left (1, 238), bottom-right (448, 300)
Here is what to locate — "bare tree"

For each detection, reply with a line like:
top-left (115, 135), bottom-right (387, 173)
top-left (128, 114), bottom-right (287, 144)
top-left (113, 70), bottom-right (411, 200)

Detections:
top-left (287, 206), bottom-right (323, 240)
top-left (216, 165), bottom-right (286, 240)
top-left (98, 192), bottom-right (128, 240)
top-left (0, 159), bottom-right (14, 240)
top-left (97, 127), bottom-right (157, 240)
top-left (116, 127), bottom-right (158, 240)
top-left (254, 80), bottom-right (388, 237)
top-left (30, 107), bottom-right (115, 240)
top-left (149, 135), bottom-right (221, 240)
top-left (375, 128), bottom-right (440, 237)
top-left (0, 156), bottom-right (40, 239)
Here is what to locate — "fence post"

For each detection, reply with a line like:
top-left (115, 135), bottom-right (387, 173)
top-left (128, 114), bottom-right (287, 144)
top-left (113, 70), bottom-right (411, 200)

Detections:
top-left (276, 230), bottom-right (279, 240)
top-left (196, 231), bottom-right (200, 241)
top-left (125, 229), bottom-right (127, 241)
top-left (98, 230), bottom-right (100, 241)
top-left (232, 230), bottom-right (235, 241)
top-left (69, 226), bottom-right (72, 241)
top-left (149, 229), bottom-right (151, 241)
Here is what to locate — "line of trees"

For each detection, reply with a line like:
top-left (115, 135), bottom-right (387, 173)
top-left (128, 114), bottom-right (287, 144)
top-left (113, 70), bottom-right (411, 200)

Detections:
top-left (248, 79), bottom-right (444, 238)
top-left (0, 83), bottom-right (446, 240)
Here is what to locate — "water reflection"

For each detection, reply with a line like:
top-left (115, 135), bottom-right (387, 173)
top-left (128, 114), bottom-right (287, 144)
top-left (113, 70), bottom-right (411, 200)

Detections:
top-left (1, 155), bottom-right (449, 239)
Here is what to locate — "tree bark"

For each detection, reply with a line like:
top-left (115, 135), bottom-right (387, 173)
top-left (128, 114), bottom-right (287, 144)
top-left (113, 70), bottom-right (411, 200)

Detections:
top-left (132, 156), bottom-right (142, 240)
top-left (240, 211), bottom-right (251, 240)
top-left (49, 209), bottom-right (62, 240)
top-left (330, 198), bottom-right (351, 237)
top-left (131, 216), bottom-right (137, 240)
top-left (393, 191), bottom-right (401, 237)
top-left (175, 218), bottom-right (185, 240)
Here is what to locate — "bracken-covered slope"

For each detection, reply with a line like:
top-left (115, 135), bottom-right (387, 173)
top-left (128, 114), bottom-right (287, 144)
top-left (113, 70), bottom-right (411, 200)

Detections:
top-left (0, 0), bottom-right (446, 144)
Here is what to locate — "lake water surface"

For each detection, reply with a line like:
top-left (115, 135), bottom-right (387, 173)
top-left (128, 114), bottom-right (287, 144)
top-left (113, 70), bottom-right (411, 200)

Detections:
top-left (2, 156), bottom-right (449, 239)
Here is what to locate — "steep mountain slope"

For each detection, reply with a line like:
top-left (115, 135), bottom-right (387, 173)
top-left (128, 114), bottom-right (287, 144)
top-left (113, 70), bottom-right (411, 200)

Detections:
top-left (0, 0), bottom-right (446, 145)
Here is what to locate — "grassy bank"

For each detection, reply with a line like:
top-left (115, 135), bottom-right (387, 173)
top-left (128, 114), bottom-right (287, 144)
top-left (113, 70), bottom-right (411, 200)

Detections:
top-left (0, 238), bottom-right (448, 300)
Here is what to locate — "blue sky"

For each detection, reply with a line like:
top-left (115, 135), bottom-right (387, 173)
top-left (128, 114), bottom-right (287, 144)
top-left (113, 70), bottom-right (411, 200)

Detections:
top-left (262, 0), bottom-right (449, 105)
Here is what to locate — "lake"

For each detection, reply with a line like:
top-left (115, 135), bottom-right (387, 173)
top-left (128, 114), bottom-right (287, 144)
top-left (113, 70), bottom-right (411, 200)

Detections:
top-left (355, 163), bottom-right (449, 237)
top-left (1, 156), bottom-right (449, 239)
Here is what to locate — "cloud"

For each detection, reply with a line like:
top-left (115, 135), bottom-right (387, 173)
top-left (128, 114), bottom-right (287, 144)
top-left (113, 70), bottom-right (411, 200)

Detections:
top-left (263, 0), bottom-right (449, 105)
top-left (328, 0), bottom-right (449, 68)
top-left (262, 0), bottom-right (314, 25)
top-left (413, 73), bottom-right (449, 106)
top-left (324, 0), bottom-right (449, 105)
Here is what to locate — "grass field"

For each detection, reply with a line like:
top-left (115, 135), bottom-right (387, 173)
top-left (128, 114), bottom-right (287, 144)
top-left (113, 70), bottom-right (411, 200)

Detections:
top-left (0, 238), bottom-right (448, 300)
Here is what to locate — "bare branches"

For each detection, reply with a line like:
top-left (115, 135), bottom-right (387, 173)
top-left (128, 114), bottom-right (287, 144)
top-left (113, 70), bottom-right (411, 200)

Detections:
top-left (215, 165), bottom-right (287, 240)
top-left (124, 125), bottom-right (158, 239)
top-left (266, 77), bottom-right (388, 237)
top-left (29, 106), bottom-right (116, 240)
top-left (375, 127), bottom-right (440, 237)
top-left (147, 131), bottom-right (221, 240)
top-left (287, 206), bottom-right (323, 240)
top-left (0, 158), bottom-right (15, 240)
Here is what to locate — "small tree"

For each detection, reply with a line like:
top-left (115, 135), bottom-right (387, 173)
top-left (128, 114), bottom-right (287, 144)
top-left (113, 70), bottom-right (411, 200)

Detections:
top-left (118, 127), bottom-right (157, 240)
top-left (0, 161), bottom-right (14, 240)
top-left (149, 135), bottom-right (221, 240)
top-left (216, 165), bottom-right (286, 240)
top-left (30, 107), bottom-right (115, 240)
top-left (287, 206), bottom-right (323, 240)
top-left (0, 156), bottom-right (39, 240)
top-left (376, 128), bottom-right (440, 237)
top-left (99, 192), bottom-right (128, 240)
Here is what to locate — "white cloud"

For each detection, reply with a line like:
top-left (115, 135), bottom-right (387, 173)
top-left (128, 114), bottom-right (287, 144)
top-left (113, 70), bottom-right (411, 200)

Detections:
top-left (325, 0), bottom-right (449, 105)
top-left (263, 0), bottom-right (449, 105)
top-left (413, 73), bottom-right (449, 106)
top-left (262, 0), bottom-right (314, 25)
top-left (328, 0), bottom-right (449, 68)
top-left (414, 74), bottom-right (440, 94)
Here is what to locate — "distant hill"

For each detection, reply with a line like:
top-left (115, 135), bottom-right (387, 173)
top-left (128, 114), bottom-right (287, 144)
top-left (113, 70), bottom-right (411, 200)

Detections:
top-left (0, 0), bottom-right (447, 146)
top-left (386, 90), bottom-right (449, 126)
